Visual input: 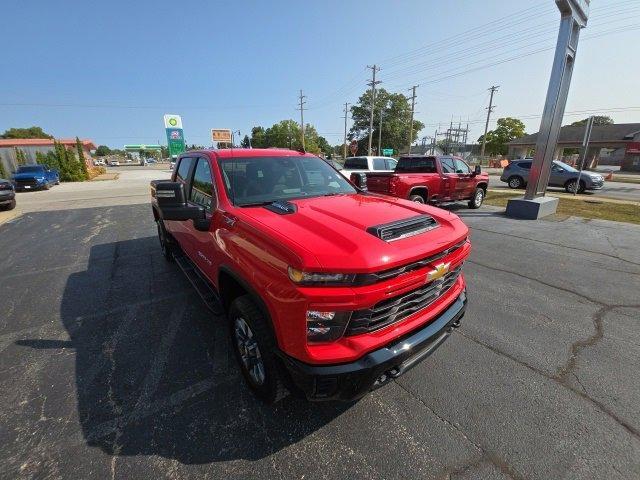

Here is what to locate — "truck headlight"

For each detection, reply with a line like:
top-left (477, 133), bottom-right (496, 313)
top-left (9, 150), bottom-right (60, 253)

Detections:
top-left (306, 311), bottom-right (351, 343)
top-left (288, 267), bottom-right (355, 286)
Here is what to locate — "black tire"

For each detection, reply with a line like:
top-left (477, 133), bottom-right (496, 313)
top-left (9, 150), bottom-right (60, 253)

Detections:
top-left (1, 199), bottom-right (16, 211)
top-left (565, 179), bottom-right (586, 194)
top-left (409, 194), bottom-right (426, 203)
top-left (229, 295), bottom-right (287, 404)
top-left (507, 176), bottom-right (524, 189)
top-left (468, 187), bottom-right (485, 209)
top-left (156, 219), bottom-right (174, 262)
top-left (43, 183), bottom-right (50, 191)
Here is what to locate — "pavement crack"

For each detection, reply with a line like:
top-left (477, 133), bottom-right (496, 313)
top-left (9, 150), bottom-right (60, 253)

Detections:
top-left (458, 331), bottom-right (640, 440)
top-left (393, 380), bottom-right (526, 480)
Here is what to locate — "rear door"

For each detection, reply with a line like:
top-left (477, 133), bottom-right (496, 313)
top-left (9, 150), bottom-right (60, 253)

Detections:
top-left (439, 157), bottom-right (457, 200)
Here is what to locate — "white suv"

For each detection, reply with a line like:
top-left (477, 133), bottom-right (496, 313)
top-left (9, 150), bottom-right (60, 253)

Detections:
top-left (340, 156), bottom-right (397, 179)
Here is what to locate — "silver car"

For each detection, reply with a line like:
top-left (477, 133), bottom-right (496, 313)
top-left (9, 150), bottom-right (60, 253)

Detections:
top-left (500, 159), bottom-right (605, 193)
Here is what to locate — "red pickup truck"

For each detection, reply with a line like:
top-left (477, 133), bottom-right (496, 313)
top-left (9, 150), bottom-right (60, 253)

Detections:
top-left (151, 149), bottom-right (470, 403)
top-left (364, 155), bottom-right (490, 209)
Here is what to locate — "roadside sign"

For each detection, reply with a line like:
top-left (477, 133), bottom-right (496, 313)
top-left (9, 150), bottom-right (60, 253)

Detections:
top-left (212, 129), bottom-right (233, 143)
top-left (382, 148), bottom-right (394, 156)
top-left (163, 114), bottom-right (186, 158)
top-left (349, 140), bottom-right (358, 156)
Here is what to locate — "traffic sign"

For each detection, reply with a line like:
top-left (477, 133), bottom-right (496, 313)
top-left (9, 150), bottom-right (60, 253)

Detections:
top-left (349, 140), bottom-right (358, 156)
top-left (212, 129), bottom-right (233, 143)
top-left (382, 148), bottom-right (394, 156)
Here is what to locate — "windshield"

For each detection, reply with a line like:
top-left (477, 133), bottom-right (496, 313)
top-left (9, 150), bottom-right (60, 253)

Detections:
top-left (16, 166), bottom-right (45, 173)
top-left (554, 160), bottom-right (579, 173)
top-left (220, 156), bottom-right (357, 206)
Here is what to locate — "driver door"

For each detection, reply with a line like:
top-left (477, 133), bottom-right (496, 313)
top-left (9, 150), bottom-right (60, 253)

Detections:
top-left (453, 158), bottom-right (474, 198)
top-left (439, 157), bottom-right (458, 200)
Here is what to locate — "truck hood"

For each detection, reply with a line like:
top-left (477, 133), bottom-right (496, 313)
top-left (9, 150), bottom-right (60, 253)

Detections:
top-left (238, 193), bottom-right (468, 271)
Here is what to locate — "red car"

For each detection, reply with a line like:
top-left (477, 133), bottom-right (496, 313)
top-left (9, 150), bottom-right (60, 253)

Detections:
top-left (151, 149), bottom-right (470, 402)
top-left (365, 155), bottom-right (490, 209)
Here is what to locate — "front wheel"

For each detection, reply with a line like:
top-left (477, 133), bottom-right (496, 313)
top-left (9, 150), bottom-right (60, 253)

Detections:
top-left (468, 188), bottom-right (485, 209)
top-left (1, 199), bottom-right (16, 211)
top-left (156, 219), bottom-right (174, 261)
top-left (230, 295), bottom-right (287, 404)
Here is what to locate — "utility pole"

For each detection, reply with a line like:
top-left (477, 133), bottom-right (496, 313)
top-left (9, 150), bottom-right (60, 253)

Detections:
top-left (367, 65), bottom-right (381, 155)
top-left (378, 108), bottom-right (383, 155)
top-left (298, 89), bottom-right (306, 150)
top-left (342, 102), bottom-right (350, 159)
top-left (407, 85), bottom-right (418, 155)
top-left (480, 85), bottom-right (499, 158)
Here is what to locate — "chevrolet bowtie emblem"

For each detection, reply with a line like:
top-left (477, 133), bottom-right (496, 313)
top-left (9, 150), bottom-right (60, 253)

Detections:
top-left (427, 262), bottom-right (450, 281)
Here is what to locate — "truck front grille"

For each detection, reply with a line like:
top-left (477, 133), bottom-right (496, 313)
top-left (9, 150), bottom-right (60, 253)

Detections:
top-left (346, 264), bottom-right (463, 336)
top-left (15, 179), bottom-right (39, 187)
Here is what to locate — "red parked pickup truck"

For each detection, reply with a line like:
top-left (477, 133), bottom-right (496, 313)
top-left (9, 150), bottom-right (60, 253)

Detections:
top-left (151, 149), bottom-right (470, 403)
top-left (364, 155), bottom-right (490, 209)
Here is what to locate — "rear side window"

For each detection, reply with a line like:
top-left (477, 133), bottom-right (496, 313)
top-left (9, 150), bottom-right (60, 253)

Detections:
top-left (517, 161), bottom-right (532, 169)
top-left (386, 158), bottom-right (398, 170)
top-left (344, 157), bottom-right (368, 169)
top-left (440, 158), bottom-right (456, 173)
top-left (397, 157), bottom-right (437, 173)
top-left (176, 157), bottom-right (194, 183)
top-left (372, 158), bottom-right (386, 170)
top-left (190, 157), bottom-right (214, 211)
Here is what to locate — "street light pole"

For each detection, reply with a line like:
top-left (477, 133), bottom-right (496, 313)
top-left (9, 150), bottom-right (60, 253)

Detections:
top-left (507, 0), bottom-right (590, 219)
top-left (378, 107), bottom-right (383, 155)
top-left (343, 102), bottom-right (350, 159)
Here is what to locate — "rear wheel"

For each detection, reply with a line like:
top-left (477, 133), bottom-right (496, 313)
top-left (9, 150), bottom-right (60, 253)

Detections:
top-left (409, 194), bottom-right (426, 203)
top-left (156, 219), bottom-right (174, 261)
top-left (468, 188), bottom-right (485, 209)
top-left (507, 176), bottom-right (524, 189)
top-left (565, 179), bottom-right (585, 194)
top-left (230, 295), bottom-right (287, 404)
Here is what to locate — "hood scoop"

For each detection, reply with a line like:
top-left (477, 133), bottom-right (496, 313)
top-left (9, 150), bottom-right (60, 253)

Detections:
top-left (263, 200), bottom-right (298, 215)
top-left (367, 215), bottom-right (439, 242)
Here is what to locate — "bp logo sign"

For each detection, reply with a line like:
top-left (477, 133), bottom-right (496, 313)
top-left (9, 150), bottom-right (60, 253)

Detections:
top-left (168, 118), bottom-right (178, 126)
top-left (163, 114), bottom-right (183, 130)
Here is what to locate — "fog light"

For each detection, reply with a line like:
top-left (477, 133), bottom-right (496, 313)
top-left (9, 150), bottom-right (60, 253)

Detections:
top-left (306, 310), bottom-right (351, 343)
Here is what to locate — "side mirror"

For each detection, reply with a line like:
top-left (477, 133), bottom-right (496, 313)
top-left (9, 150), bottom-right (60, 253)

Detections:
top-left (350, 172), bottom-right (368, 191)
top-left (153, 181), bottom-right (210, 231)
top-left (473, 165), bottom-right (481, 175)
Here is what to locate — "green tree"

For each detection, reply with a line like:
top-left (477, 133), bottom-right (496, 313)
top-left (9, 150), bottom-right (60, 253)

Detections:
top-left (240, 135), bottom-right (251, 148)
top-left (95, 145), bottom-right (112, 156)
top-left (76, 137), bottom-right (89, 178)
top-left (1, 126), bottom-right (53, 139)
top-left (477, 117), bottom-right (526, 156)
top-left (349, 88), bottom-right (424, 155)
top-left (14, 148), bottom-right (28, 165)
top-left (570, 116), bottom-right (613, 127)
top-left (0, 160), bottom-right (7, 178)
top-left (249, 126), bottom-right (267, 148)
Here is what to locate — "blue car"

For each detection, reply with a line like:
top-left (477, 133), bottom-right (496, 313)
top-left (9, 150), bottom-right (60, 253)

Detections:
top-left (12, 165), bottom-right (60, 191)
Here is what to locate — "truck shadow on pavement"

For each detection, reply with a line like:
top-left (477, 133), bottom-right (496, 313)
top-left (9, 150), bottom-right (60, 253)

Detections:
top-left (25, 235), bottom-right (350, 464)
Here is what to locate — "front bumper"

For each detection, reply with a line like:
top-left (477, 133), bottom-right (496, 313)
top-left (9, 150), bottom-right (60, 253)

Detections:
top-left (278, 290), bottom-right (467, 401)
top-left (0, 191), bottom-right (15, 204)
top-left (587, 180), bottom-right (605, 190)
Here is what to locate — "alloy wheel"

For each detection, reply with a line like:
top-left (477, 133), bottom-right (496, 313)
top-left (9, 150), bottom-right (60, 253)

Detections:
top-left (234, 317), bottom-right (266, 385)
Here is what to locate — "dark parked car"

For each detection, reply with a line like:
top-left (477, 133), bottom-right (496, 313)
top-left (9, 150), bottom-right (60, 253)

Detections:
top-left (12, 165), bottom-right (60, 191)
top-left (500, 159), bottom-right (605, 193)
top-left (0, 178), bottom-right (16, 210)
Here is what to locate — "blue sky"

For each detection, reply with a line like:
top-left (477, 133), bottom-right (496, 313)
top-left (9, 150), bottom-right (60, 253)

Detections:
top-left (2, 0), bottom-right (639, 148)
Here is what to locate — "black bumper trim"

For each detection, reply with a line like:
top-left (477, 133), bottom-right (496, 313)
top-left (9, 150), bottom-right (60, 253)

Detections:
top-left (278, 290), bottom-right (467, 401)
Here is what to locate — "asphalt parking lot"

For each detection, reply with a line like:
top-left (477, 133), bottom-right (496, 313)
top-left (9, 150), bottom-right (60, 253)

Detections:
top-left (1, 169), bottom-right (639, 479)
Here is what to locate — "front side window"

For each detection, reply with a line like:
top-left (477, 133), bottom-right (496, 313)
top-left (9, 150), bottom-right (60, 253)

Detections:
top-left (440, 158), bottom-right (456, 173)
top-left (221, 156), bottom-right (356, 206)
top-left (344, 157), bottom-right (368, 169)
top-left (190, 157), bottom-right (214, 211)
top-left (453, 159), bottom-right (471, 174)
top-left (176, 157), bottom-right (194, 183)
top-left (518, 161), bottom-right (532, 169)
top-left (386, 158), bottom-right (398, 170)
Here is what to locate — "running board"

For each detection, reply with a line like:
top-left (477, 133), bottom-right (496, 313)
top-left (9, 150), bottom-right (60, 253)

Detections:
top-left (173, 252), bottom-right (224, 315)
